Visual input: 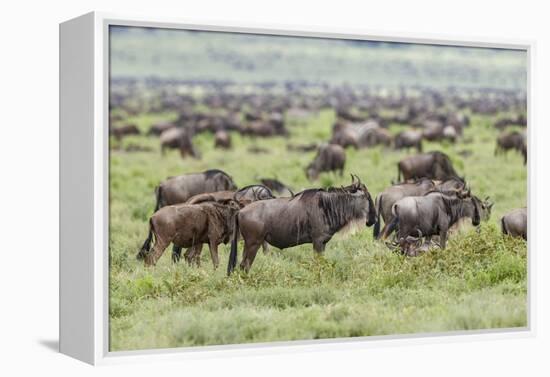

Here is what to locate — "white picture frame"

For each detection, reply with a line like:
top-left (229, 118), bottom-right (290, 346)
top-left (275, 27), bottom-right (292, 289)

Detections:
top-left (59, 11), bottom-right (535, 365)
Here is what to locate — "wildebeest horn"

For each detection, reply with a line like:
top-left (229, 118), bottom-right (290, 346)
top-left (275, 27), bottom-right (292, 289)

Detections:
top-left (350, 174), bottom-right (356, 184)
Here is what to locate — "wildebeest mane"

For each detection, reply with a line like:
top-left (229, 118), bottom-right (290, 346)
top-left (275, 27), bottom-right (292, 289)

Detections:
top-left (203, 169), bottom-right (231, 179)
top-left (292, 187), bottom-right (365, 232)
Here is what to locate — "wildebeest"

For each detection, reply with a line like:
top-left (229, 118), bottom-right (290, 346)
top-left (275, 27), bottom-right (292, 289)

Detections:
top-left (373, 178), bottom-right (437, 239)
top-left (390, 189), bottom-right (480, 253)
top-left (501, 207), bottom-right (527, 240)
top-left (397, 151), bottom-right (460, 182)
top-left (214, 130), bottom-right (232, 149)
top-left (159, 127), bottom-right (199, 158)
top-left (173, 185), bottom-right (275, 264)
top-left (110, 124), bottom-right (140, 140)
top-left (153, 169), bottom-right (237, 211)
top-left (227, 175), bottom-right (377, 274)
top-left (306, 144), bottom-right (346, 180)
top-left (330, 121), bottom-right (359, 149)
top-left (139, 199), bottom-right (241, 268)
top-left (394, 130), bottom-right (423, 152)
top-left (495, 131), bottom-right (527, 164)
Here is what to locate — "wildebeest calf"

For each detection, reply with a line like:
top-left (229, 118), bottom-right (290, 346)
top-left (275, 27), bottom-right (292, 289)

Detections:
top-left (139, 200), bottom-right (240, 268)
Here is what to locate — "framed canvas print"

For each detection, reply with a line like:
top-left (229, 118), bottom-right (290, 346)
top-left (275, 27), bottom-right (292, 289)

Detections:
top-left (59, 12), bottom-right (533, 365)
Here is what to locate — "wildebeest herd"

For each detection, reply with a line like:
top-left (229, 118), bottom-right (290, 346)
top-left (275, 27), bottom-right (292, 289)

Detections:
top-left (110, 81), bottom-right (528, 275)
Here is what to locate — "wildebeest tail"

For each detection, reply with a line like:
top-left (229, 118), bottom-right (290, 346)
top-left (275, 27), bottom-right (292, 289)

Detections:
top-left (154, 185), bottom-right (162, 212)
top-left (373, 196), bottom-right (383, 239)
top-left (227, 214), bottom-right (240, 275)
top-left (137, 218), bottom-right (154, 260)
top-left (501, 217), bottom-right (508, 236)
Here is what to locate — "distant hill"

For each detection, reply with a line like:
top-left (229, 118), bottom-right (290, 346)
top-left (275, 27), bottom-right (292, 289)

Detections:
top-left (109, 26), bottom-right (527, 90)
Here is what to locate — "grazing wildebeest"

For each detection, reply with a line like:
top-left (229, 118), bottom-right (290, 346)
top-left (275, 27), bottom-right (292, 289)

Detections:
top-left (173, 185), bottom-right (275, 264)
top-left (139, 200), bottom-right (241, 268)
top-left (390, 190), bottom-right (480, 254)
top-left (501, 207), bottom-right (527, 240)
top-left (227, 175), bottom-right (377, 274)
top-left (495, 131), bottom-right (526, 164)
top-left (397, 151), bottom-right (460, 182)
top-left (159, 127), bottom-right (199, 158)
top-left (394, 130), bottom-right (423, 152)
top-left (110, 124), bottom-right (140, 140)
top-left (148, 121), bottom-right (175, 136)
top-left (373, 178), bottom-right (436, 239)
top-left (374, 177), bottom-right (468, 240)
top-left (153, 169), bottom-right (237, 211)
top-left (306, 144), bottom-right (346, 181)
top-left (214, 130), bottom-right (232, 149)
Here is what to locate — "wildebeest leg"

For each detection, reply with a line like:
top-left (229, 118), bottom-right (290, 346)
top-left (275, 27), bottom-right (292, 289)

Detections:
top-left (313, 239), bottom-right (327, 254)
top-left (262, 241), bottom-right (270, 255)
top-left (184, 244), bottom-right (202, 266)
top-left (145, 236), bottom-right (170, 266)
top-left (208, 241), bottom-right (220, 269)
top-left (240, 240), bottom-right (262, 273)
top-left (172, 245), bottom-right (182, 263)
top-left (439, 230), bottom-right (448, 249)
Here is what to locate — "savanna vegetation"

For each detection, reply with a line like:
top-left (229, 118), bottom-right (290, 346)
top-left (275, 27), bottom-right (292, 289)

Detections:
top-left (109, 107), bottom-right (527, 351)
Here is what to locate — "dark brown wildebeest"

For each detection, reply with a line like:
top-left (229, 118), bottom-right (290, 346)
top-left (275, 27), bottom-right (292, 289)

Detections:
top-left (148, 121), bottom-right (175, 136)
top-left (397, 151), bottom-right (460, 182)
top-left (139, 199), bottom-right (241, 268)
top-left (306, 144), bottom-right (346, 181)
top-left (110, 124), bottom-right (140, 140)
top-left (495, 131), bottom-right (527, 164)
top-left (501, 207), bottom-right (527, 240)
top-left (153, 169), bottom-right (237, 211)
top-left (227, 175), bottom-right (377, 274)
top-left (390, 189), bottom-right (480, 254)
top-left (214, 130), bottom-right (231, 149)
top-left (172, 185), bottom-right (275, 264)
top-left (159, 127), bottom-right (199, 158)
top-left (394, 130), bottom-right (423, 152)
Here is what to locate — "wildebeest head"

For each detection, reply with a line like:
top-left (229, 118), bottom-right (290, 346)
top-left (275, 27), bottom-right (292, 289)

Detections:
top-left (475, 196), bottom-right (494, 222)
top-left (344, 174), bottom-right (377, 227)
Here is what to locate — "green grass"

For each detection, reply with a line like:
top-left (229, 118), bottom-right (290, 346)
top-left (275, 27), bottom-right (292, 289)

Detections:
top-left (109, 108), bottom-right (527, 351)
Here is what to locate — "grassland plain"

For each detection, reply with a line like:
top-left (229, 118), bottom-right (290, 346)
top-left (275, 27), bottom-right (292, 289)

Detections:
top-left (109, 109), bottom-right (527, 351)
